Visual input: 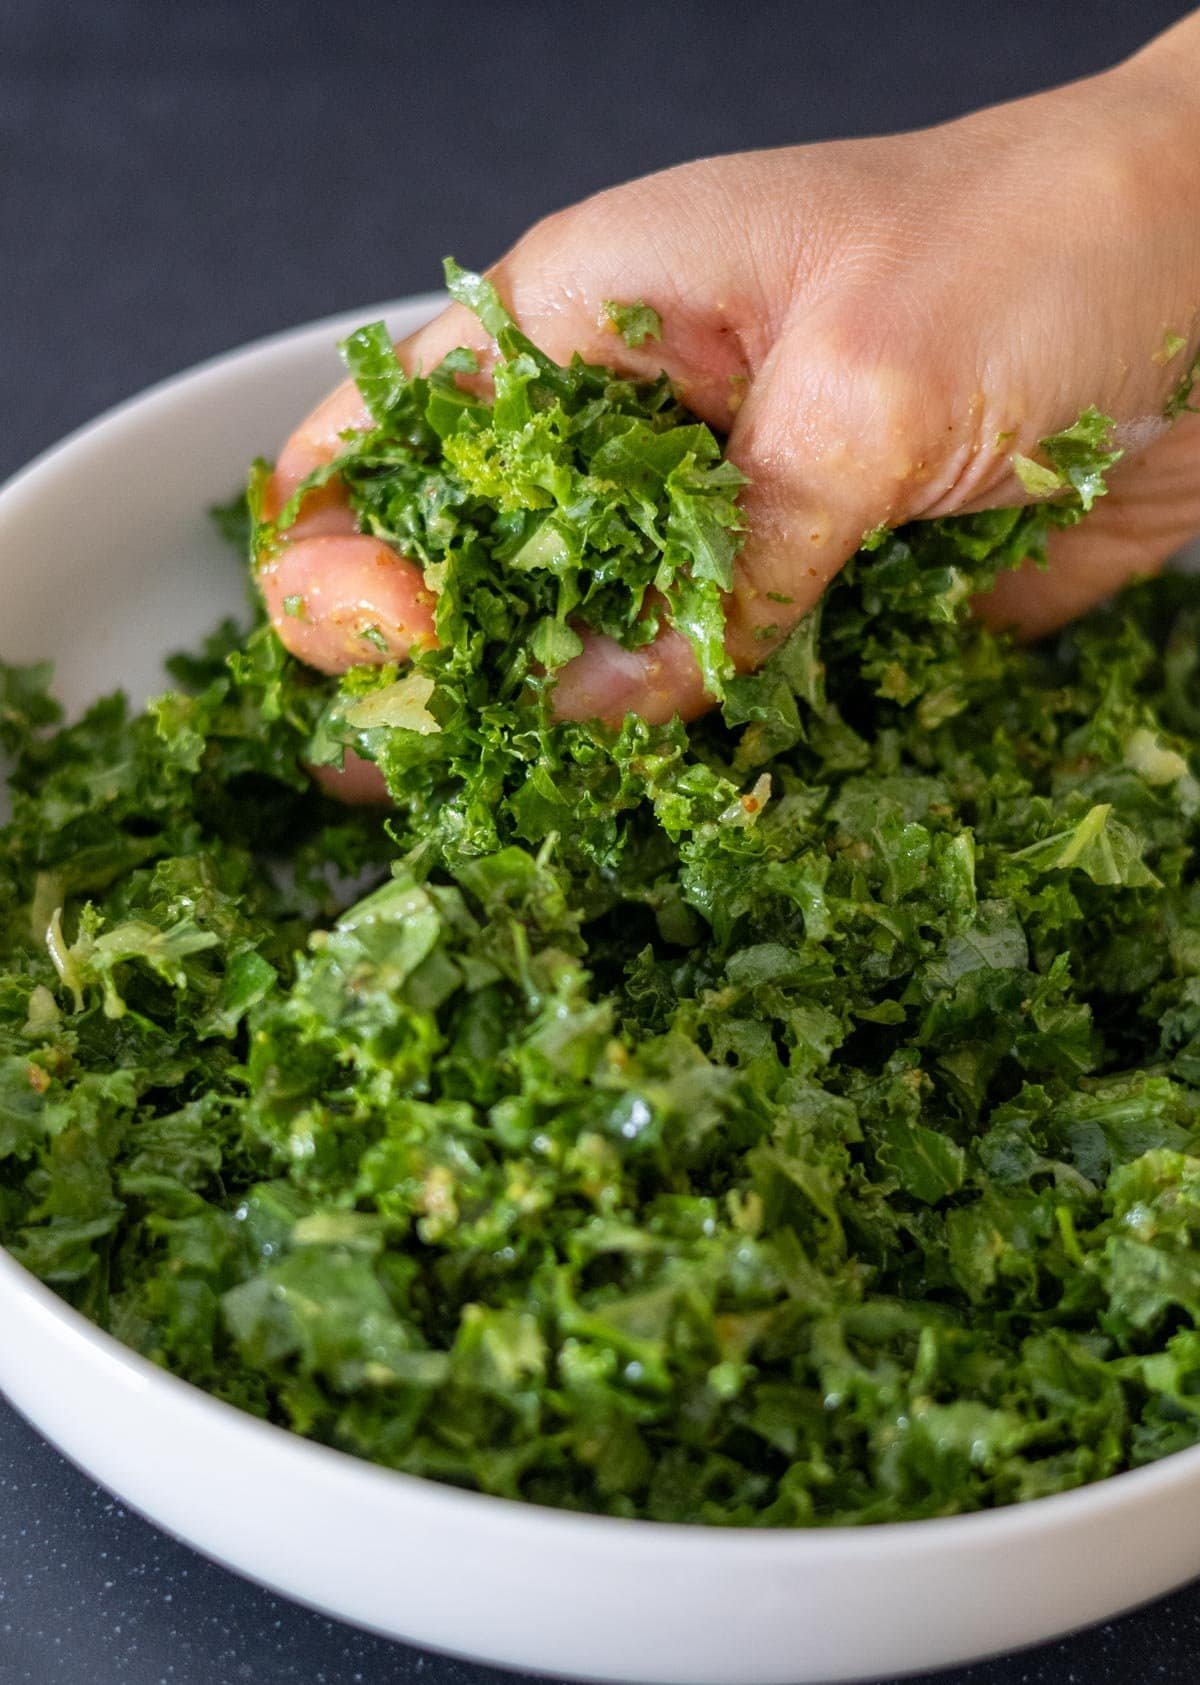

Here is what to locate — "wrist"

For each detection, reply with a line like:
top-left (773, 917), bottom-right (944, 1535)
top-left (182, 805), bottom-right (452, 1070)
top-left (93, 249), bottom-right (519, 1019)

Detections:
top-left (1100, 17), bottom-right (1200, 206)
top-left (1104, 28), bottom-right (1200, 398)
top-left (1121, 9), bottom-right (1200, 91)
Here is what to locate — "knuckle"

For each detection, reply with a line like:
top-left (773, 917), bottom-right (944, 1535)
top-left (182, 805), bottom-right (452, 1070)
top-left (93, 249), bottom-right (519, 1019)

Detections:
top-left (783, 304), bottom-right (942, 509)
top-left (773, 295), bottom-right (1003, 523)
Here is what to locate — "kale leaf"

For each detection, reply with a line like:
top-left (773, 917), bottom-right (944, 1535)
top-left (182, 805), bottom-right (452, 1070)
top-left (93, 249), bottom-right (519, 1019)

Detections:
top-left (7, 288), bottom-right (1200, 1526)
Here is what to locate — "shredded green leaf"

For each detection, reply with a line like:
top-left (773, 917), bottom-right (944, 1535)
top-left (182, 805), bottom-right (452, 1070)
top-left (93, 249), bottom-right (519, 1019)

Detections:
top-left (1011, 407), bottom-right (1120, 511)
top-left (266, 262), bottom-right (745, 707)
top-left (6, 291), bottom-right (1200, 1526)
top-left (1166, 342), bottom-right (1200, 420)
top-left (602, 298), bottom-right (664, 348)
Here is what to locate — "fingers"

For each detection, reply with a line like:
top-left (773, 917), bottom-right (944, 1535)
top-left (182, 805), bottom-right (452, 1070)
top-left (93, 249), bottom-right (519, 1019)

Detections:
top-left (262, 159), bottom-right (848, 736)
top-left (261, 524), bottom-right (434, 806)
top-left (976, 412), bottom-right (1200, 638)
top-left (550, 628), bottom-right (711, 727)
top-left (393, 279), bottom-right (753, 432)
top-left (543, 359), bottom-right (885, 725)
top-left (381, 179), bottom-right (801, 726)
top-left (309, 750), bottom-right (389, 806)
top-left (261, 377), bottom-right (369, 536)
top-left (393, 157), bottom-right (806, 430)
top-left (259, 535), bottom-right (436, 675)
top-left (719, 330), bottom-right (905, 656)
top-left (977, 520), bottom-right (1166, 642)
top-left (541, 397), bottom-right (898, 724)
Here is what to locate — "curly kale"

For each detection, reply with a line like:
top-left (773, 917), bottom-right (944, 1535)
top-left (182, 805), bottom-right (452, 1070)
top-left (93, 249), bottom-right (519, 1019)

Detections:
top-left (6, 276), bottom-right (1200, 1525)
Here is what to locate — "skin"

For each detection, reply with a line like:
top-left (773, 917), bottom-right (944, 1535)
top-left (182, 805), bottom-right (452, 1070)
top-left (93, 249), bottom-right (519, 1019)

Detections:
top-left (262, 14), bottom-right (1200, 799)
top-left (259, 537), bottom-right (435, 676)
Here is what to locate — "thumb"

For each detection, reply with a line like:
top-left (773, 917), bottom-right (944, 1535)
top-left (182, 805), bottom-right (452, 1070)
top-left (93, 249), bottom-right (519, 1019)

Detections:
top-left (395, 160), bottom-right (794, 429)
top-left (549, 298), bottom-right (923, 719)
top-left (395, 166), bottom-right (864, 723)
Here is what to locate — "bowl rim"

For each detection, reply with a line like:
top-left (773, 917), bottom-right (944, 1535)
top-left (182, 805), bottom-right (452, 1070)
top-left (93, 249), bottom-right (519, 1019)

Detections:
top-left (7, 1231), bottom-right (1200, 1560)
top-left (3, 291), bottom-right (1200, 1566)
top-left (0, 291), bottom-right (446, 514)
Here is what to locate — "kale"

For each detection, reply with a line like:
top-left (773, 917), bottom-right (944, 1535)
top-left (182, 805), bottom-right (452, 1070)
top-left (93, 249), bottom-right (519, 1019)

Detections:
top-left (602, 298), bottom-right (664, 348)
top-left (6, 281), bottom-right (1200, 1526)
top-left (263, 259), bottom-right (744, 705)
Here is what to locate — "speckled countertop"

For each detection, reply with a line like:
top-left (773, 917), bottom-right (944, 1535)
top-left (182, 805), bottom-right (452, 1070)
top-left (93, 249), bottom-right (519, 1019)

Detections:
top-left (5, 1400), bottom-right (1200, 1685)
top-left (4, 2), bottom-right (1200, 1681)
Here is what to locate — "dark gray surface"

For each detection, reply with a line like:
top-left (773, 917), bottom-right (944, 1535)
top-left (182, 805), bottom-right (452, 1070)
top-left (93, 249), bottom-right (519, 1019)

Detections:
top-left (4, 1401), bottom-right (1200, 1685)
top-left (3, 0), bottom-right (1196, 485)
top-left (4, 1), bottom-right (1200, 1681)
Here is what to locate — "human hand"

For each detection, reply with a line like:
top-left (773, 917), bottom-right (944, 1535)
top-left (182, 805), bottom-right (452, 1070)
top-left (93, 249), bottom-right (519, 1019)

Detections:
top-left (261, 12), bottom-right (1200, 748)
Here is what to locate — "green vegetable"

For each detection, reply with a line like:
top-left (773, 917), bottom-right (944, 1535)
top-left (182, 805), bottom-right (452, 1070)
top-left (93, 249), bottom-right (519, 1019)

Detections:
top-left (7, 280), bottom-right (1200, 1527)
top-left (1166, 343), bottom-right (1200, 420)
top-left (602, 298), bottom-right (664, 348)
top-left (1010, 407), bottom-right (1120, 509)
top-left (267, 258), bottom-right (745, 707)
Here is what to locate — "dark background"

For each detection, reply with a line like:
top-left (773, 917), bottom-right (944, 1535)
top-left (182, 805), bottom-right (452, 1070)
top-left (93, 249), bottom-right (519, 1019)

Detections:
top-left (3, 1), bottom-right (1200, 1681)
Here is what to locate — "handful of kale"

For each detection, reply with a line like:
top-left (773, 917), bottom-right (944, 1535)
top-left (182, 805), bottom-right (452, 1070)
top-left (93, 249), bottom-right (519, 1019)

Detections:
top-left (3, 278), bottom-right (1200, 1525)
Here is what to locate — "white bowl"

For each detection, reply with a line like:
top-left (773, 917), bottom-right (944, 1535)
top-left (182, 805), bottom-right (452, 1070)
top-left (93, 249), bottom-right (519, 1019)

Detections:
top-left (2, 295), bottom-right (1200, 1685)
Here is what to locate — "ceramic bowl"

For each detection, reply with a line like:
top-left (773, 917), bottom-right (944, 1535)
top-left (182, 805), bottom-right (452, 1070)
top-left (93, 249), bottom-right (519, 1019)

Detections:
top-left (2, 296), bottom-right (1199, 1685)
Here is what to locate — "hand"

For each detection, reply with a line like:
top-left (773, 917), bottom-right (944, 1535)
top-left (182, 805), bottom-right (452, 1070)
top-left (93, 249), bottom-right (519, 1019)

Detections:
top-left (262, 12), bottom-right (1200, 756)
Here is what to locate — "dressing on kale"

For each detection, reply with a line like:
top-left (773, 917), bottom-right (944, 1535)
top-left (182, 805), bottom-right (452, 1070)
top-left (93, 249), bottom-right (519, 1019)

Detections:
top-left (6, 279), bottom-right (1200, 1526)
top-left (261, 259), bottom-right (745, 706)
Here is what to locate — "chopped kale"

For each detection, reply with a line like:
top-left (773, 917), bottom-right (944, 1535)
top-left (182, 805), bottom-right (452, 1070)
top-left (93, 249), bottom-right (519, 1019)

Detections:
top-left (6, 282), bottom-right (1200, 1526)
top-left (602, 298), bottom-right (664, 347)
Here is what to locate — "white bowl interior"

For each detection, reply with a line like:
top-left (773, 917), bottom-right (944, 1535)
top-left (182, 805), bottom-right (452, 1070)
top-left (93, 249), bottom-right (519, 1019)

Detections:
top-left (1, 294), bottom-right (443, 717)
